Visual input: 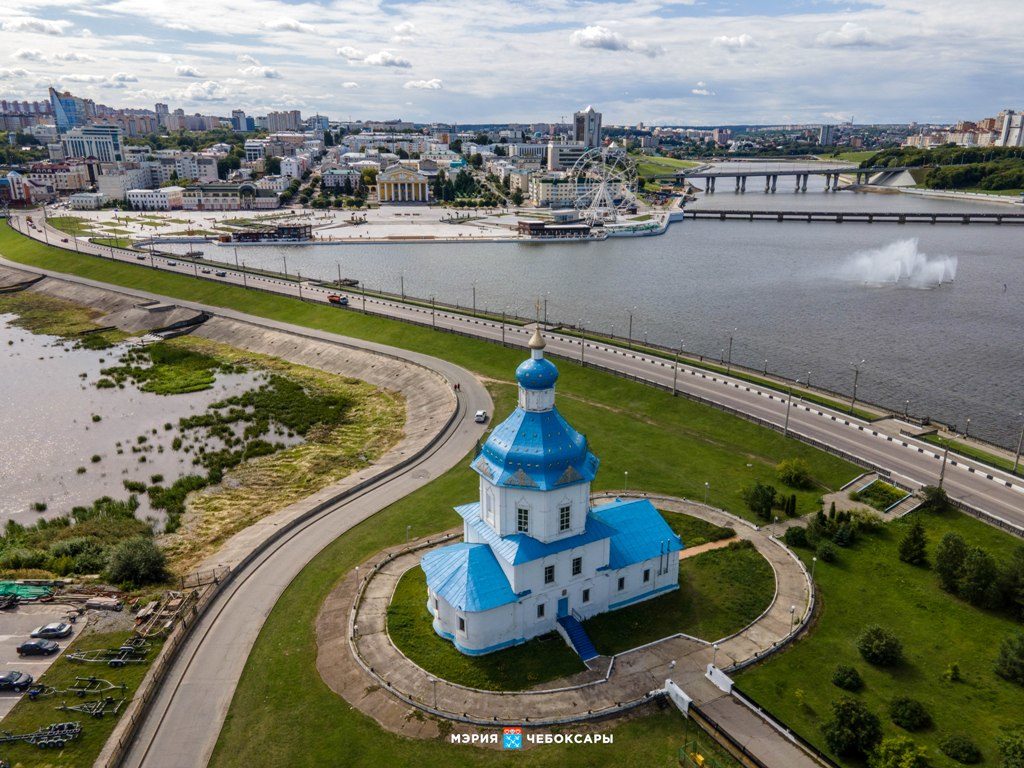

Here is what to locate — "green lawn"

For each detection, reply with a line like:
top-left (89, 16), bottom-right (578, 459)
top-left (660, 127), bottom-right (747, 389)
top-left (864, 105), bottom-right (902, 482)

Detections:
top-left (0, 630), bottom-right (160, 767)
top-left (849, 480), bottom-right (906, 512)
top-left (737, 508), bottom-right (1024, 767)
top-left (818, 151), bottom-right (878, 164)
top-left (631, 153), bottom-right (702, 180)
top-left (660, 510), bottom-right (736, 547)
top-left (47, 215), bottom-right (99, 236)
top-left (921, 433), bottom-right (1022, 477)
top-left (584, 542), bottom-right (775, 655)
top-left (388, 568), bottom-right (585, 690)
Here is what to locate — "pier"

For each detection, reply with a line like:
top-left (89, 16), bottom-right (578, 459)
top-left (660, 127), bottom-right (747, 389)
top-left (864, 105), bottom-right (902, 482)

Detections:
top-left (684, 209), bottom-right (1024, 224)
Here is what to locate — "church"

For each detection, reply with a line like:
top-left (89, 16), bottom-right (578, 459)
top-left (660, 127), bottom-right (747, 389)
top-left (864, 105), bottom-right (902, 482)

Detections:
top-left (421, 329), bottom-right (683, 658)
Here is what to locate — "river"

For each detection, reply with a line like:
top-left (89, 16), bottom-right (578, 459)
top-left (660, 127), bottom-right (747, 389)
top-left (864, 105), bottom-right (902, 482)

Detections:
top-left (169, 165), bottom-right (1024, 449)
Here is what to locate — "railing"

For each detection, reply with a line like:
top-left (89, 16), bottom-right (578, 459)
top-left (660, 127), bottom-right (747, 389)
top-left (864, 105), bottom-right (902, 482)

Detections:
top-left (730, 685), bottom-right (843, 768)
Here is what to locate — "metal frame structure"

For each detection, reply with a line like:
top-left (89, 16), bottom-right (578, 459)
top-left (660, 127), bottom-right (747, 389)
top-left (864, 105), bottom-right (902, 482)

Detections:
top-left (568, 147), bottom-right (638, 225)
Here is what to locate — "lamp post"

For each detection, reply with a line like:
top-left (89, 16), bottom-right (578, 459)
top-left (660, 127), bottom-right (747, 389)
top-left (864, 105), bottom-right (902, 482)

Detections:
top-left (282, 254), bottom-right (288, 279)
top-left (763, 358), bottom-right (768, 375)
top-left (784, 379), bottom-right (800, 437)
top-left (501, 309), bottom-right (506, 346)
top-left (672, 340), bottom-right (684, 396)
top-left (627, 307), bottom-right (636, 349)
top-left (965, 417), bottom-right (971, 439)
top-left (471, 281), bottom-right (476, 315)
top-left (811, 556), bottom-right (817, 581)
top-left (241, 261), bottom-right (248, 289)
top-left (428, 676), bottom-right (438, 709)
top-left (789, 604), bottom-right (797, 631)
top-left (726, 328), bottom-right (736, 373)
top-left (938, 446), bottom-right (950, 489)
top-left (807, 371), bottom-right (811, 389)
top-left (904, 400), bottom-right (910, 418)
top-left (543, 292), bottom-right (549, 326)
top-left (623, 470), bottom-right (629, 494)
top-left (703, 481), bottom-right (710, 505)
top-left (849, 359), bottom-right (865, 412)
top-left (712, 642), bottom-right (719, 668)
top-left (579, 319), bottom-right (586, 366)
top-left (1014, 412), bottom-right (1023, 475)
top-left (431, 295), bottom-right (436, 328)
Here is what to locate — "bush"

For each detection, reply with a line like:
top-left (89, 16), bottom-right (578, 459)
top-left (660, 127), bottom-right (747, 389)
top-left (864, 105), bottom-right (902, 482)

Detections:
top-left (936, 532), bottom-right (968, 592)
top-left (869, 736), bottom-right (929, 768)
top-left (743, 482), bottom-right (777, 521)
top-left (995, 632), bottom-right (1024, 686)
top-left (920, 484), bottom-right (951, 512)
top-left (832, 664), bottom-right (864, 691)
top-left (898, 519), bottom-right (929, 566)
top-left (777, 458), bottom-right (814, 488)
top-left (123, 480), bottom-right (147, 493)
top-left (105, 536), bottom-right (168, 587)
top-left (960, 546), bottom-right (998, 607)
top-left (997, 730), bottom-right (1024, 768)
top-left (32, 501), bottom-right (47, 512)
top-left (822, 697), bottom-right (883, 757)
top-left (889, 696), bottom-right (931, 730)
top-left (858, 625), bottom-right (903, 666)
top-left (940, 735), bottom-right (982, 764)
top-left (817, 540), bottom-right (838, 563)
top-left (784, 526), bottom-right (809, 548)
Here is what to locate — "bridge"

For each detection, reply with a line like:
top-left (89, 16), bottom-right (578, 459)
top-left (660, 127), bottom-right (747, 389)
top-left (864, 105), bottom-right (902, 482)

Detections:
top-left (655, 165), bottom-right (912, 193)
top-left (685, 209), bottom-right (1024, 224)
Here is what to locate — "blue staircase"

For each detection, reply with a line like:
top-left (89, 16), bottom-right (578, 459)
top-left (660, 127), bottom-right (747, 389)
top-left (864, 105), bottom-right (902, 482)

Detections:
top-left (557, 615), bottom-right (599, 662)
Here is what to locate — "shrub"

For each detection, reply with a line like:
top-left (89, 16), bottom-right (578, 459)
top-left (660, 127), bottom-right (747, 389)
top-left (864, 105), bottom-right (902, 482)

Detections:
top-left (898, 519), bottom-right (929, 566)
top-left (817, 540), bottom-right (838, 563)
top-left (123, 480), bottom-right (147, 493)
top-left (32, 501), bottom-right (47, 512)
top-left (936, 532), bottom-right (968, 592)
top-left (940, 735), bottom-right (982, 764)
top-left (105, 536), bottom-right (167, 587)
top-left (90, 454), bottom-right (102, 463)
top-left (858, 625), bottom-right (903, 666)
top-left (783, 526), bottom-right (808, 548)
top-left (743, 482), bottom-right (777, 521)
top-left (869, 736), bottom-right (929, 768)
top-left (997, 730), bottom-right (1024, 768)
top-left (943, 661), bottom-right (962, 682)
top-left (995, 632), bottom-right (1024, 686)
top-left (150, 474), bottom-right (164, 484)
top-left (889, 696), bottom-right (931, 730)
top-left (920, 484), bottom-right (951, 512)
top-left (832, 664), bottom-right (864, 691)
top-left (91, 414), bottom-right (102, 422)
top-left (822, 697), bottom-right (883, 757)
top-left (778, 458), bottom-right (814, 489)
top-left (960, 546), bottom-right (998, 607)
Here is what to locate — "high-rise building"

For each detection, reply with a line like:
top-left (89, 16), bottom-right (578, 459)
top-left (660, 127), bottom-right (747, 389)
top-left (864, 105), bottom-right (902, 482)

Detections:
top-left (573, 105), bottom-right (602, 149)
top-left (155, 103), bottom-right (169, 127)
top-left (997, 110), bottom-right (1024, 147)
top-left (818, 124), bottom-right (835, 146)
top-left (62, 125), bottom-right (123, 163)
top-left (265, 110), bottom-right (302, 133)
top-left (49, 88), bottom-right (96, 133)
top-left (231, 109), bottom-right (247, 131)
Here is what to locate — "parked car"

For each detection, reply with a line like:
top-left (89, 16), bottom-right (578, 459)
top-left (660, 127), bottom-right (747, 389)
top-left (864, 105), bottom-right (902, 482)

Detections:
top-left (167, 260), bottom-right (177, 266)
top-left (215, 271), bottom-right (227, 277)
top-left (31, 622), bottom-right (73, 639)
top-left (201, 268), bottom-right (211, 274)
top-left (136, 254), bottom-right (147, 260)
top-left (17, 639), bottom-right (59, 656)
top-left (474, 410), bottom-right (488, 423)
top-left (327, 294), bottom-right (349, 307)
top-left (0, 671), bottom-right (34, 692)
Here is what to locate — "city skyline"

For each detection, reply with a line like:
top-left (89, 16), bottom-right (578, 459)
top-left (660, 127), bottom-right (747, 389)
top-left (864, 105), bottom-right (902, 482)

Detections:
top-left (0, 0), bottom-right (1022, 125)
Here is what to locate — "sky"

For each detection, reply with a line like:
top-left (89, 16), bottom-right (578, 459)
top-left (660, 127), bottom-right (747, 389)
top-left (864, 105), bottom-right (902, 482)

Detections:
top-left (0, 0), bottom-right (1022, 125)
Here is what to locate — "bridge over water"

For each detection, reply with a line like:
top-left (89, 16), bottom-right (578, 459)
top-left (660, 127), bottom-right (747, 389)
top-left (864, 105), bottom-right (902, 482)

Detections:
top-left (655, 165), bottom-right (912, 193)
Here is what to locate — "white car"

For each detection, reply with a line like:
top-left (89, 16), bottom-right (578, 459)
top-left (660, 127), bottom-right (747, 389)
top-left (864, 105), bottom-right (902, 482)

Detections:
top-left (30, 622), bottom-right (73, 639)
top-left (474, 410), bottom-right (488, 423)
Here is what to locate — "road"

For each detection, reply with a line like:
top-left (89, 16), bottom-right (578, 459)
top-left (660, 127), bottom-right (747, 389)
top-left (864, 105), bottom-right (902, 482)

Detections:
top-left (12, 213), bottom-right (1023, 534)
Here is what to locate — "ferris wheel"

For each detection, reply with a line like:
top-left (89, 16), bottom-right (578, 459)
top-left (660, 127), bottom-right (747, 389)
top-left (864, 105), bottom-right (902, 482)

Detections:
top-left (569, 147), bottom-right (638, 225)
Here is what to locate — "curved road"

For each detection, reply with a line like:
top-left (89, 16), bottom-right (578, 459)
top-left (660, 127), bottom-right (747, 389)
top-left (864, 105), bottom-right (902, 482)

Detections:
top-left (10, 213), bottom-right (1023, 533)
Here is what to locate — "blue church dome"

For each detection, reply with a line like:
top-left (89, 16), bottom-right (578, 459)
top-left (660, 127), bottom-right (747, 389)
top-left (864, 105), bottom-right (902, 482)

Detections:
top-left (515, 357), bottom-right (558, 390)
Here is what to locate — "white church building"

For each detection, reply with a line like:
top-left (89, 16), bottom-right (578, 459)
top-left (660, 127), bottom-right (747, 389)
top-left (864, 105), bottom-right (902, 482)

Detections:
top-left (421, 330), bottom-right (683, 659)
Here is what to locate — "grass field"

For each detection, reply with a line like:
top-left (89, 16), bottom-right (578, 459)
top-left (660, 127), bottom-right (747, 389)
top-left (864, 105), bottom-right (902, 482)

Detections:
top-left (388, 568), bottom-right (586, 690)
top-left (0, 630), bottom-right (161, 768)
top-left (660, 511), bottom-right (736, 547)
top-left (818, 151), bottom-right (878, 163)
top-left (631, 153), bottom-right (702, 179)
top-left (921, 433), bottom-right (1022, 477)
top-left (849, 480), bottom-right (906, 512)
top-left (584, 542), bottom-right (775, 655)
top-left (737, 507), bottom-right (1024, 767)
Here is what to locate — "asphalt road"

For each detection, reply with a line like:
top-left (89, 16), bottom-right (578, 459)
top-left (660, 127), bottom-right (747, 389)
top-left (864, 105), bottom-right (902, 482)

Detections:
top-left (12, 213), bottom-right (1024, 533)
top-left (0, 604), bottom-right (82, 718)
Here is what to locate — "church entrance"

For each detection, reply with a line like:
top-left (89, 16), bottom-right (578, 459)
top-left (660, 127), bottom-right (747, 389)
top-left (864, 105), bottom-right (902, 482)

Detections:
top-left (557, 597), bottom-right (569, 618)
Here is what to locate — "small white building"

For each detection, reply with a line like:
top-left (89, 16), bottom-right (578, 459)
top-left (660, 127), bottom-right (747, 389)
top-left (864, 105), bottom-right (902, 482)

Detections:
top-left (68, 191), bottom-right (107, 210)
top-left (422, 331), bottom-right (682, 657)
top-left (127, 186), bottom-right (185, 211)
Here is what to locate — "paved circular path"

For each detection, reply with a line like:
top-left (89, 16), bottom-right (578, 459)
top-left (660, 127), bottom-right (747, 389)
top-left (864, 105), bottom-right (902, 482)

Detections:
top-left (314, 493), bottom-right (812, 737)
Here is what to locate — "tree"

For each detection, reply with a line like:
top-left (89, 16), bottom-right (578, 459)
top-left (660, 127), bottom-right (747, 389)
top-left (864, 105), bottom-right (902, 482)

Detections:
top-left (323, 130), bottom-right (334, 147)
top-left (510, 189), bottom-right (524, 205)
top-left (997, 730), bottom-right (1024, 768)
top-left (995, 632), bottom-right (1024, 686)
top-left (920, 485), bottom-right (951, 512)
top-left (939, 735), bottom-right (982, 765)
top-left (832, 664), bottom-right (863, 691)
top-left (743, 482), bottom-right (777, 521)
top-left (266, 156), bottom-right (282, 175)
top-left (105, 536), bottom-right (167, 587)
top-left (858, 625), bottom-right (903, 666)
top-left (936, 532), bottom-right (968, 592)
top-left (470, 152), bottom-right (483, 169)
top-left (997, 547), bottom-right (1024, 621)
top-left (869, 736), bottom-right (929, 768)
top-left (898, 519), bottom-right (928, 566)
top-left (889, 697), bottom-right (931, 731)
top-left (822, 697), bottom-right (883, 758)
top-left (960, 546), bottom-right (998, 606)
top-left (777, 458), bottom-right (814, 488)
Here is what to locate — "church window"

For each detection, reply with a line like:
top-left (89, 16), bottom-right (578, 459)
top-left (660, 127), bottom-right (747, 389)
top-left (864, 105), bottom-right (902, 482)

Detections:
top-left (582, 588), bottom-right (591, 603)
top-left (559, 505), bottom-right (571, 531)
top-left (643, 568), bottom-right (651, 583)
top-left (458, 616), bottom-right (465, 632)
top-left (572, 557), bottom-right (582, 576)
top-left (617, 576), bottom-right (625, 591)
top-left (537, 603), bottom-right (545, 619)
top-left (544, 565), bottom-right (555, 584)
top-left (517, 507), bottom-right (529, 533)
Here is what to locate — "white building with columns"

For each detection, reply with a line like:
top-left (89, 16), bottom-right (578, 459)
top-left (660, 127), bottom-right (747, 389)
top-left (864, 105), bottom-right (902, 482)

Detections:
top-left (421, 330), bottom-right (683, 658)
top-left (376, 164), bottom-right (431, 203)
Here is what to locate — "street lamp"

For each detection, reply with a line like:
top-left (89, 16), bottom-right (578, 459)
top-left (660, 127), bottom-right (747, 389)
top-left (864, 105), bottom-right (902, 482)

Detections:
top-left (579, 319), bottom-right (586, 366)
top-left (726, 328), bottom-right (736, 373)
top-left (849, 359), bottom-right (865, 412)
top-left (627, 307), bottom-right (637, 349)
top-left (1014, 412), bottom-right (1023, 475)
top-left (712, 642), bottom-right (719, 667)
top-left (904, 400), bottom-right (910, 418)
top-left (938, 446), bottom-right (950, 489)
top-left (623, 470), bottom-right (629, 494)
top-left (763, 358), bottom-right (768, 375)
top-left (400, 270), bottom-right (405, 300)
top-left (428, 676), bottom-right (438, 709)
top-left (811, 556), bottom-right (817, 581)
top-left (431, 295), bottom-right (436, 328)
top-left (789, 604), bottom-right (797, 631)
top-left (672, 340), bottom-right (684, 396)
top-left (703, 481), bottom-right (710, 505)
top-left (282, 255), bottom-right (289, 279)
top-left (471, 281), bottom-right (476, 315)
top-left (964, 417), bottom-right (971, 438)
top-left (784, 379), bottom-right (800, 437)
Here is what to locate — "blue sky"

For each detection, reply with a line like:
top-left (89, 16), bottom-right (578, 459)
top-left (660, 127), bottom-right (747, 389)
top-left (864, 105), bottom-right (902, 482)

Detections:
top-left (0, 0), bottom-right (1021, 124)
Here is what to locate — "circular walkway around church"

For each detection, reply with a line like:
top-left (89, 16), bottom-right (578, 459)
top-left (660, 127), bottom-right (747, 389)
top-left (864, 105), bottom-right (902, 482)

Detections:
top-left (314, 494), bottom-right (812, 739)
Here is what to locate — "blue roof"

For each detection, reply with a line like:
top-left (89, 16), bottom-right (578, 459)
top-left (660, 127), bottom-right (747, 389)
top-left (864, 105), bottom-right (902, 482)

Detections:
top-left (590, 498), bottom-right (684, 569)
top-left (516, 357), bottom-right (559, 390)
top-left (421, 542), bottom-right (517, 613)
top-left (456, 503), bottom-right (615, 566)
top-left (473, 407), bottom-right (599, 490)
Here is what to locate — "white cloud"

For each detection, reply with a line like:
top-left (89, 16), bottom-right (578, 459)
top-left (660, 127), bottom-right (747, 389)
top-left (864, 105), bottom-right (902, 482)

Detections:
top-left (341, 81), bottom-right (359, 89)
top-left (817, 23), bottom-right (878, 48)
top-left (392, 21), bottom-right (417, 42)
top-left (364, 50), bottom-right (411, 68)
top-left (11, 49), bottom-right (45, 62)
top-left (570, 25), bottom-right (662, 57)
top-left (824, 111), bottom-right (854, 123)
top-left (1, 17), bottom-right (72, 36)
top-left (109, 72), bottom-right (138, 83)
top-left (240, 66), bottom-right (282, 79)
top-left (175, 65), bottom-right (203, 78)
top-left (54, 52), bottom-right (95, 62)
top-left (262, 17), bottom-right (313, 34)
top-left (691, 81), bottom-right (715, 96)
top-left (337, 46), bottom-right (365, 61)
top-left (238, 54), bottom-right (261, 66)
top-left (62, 74), bottom-right (106, 83)
top-left (0, 68), bottom-right (30, 80)
top-left (180, 80), bottom-right (228, 102)
top-left (711, 33), bottom-right (758, 51)
top-left (404, 78), bottom-right (442, 90)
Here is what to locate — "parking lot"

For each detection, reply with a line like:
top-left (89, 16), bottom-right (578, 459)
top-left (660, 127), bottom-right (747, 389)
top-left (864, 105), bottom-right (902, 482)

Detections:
top-left (0, 603), bottom-right (82, 718)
